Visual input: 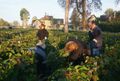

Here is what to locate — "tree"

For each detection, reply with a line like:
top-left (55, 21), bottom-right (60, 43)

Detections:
top-left (82, 0), bottom-right (87, 31)
top-left (32, 16), bottom-right (37, 22)
top-left (115, 0), bottom-right (120, 4)
top-left (64, 0), bottom-right (70, 33)
top-left (12, 21), bottom-right (20, 27)
top-left (20, 8), bottom-right (30, 28)
top-left (75, 0), bottom-right (102, 30)
top-left (70, 8), bottom-right (80, 31)
top-left (105, 8), bottom-right (114, 17)
top-left (32, 16), bottom-right (37, 25)
top-left (105, 8), bottom-right (114, 22)
top-left (0, 18), bottom-right (10, 26)
top-left (58, 0), bottom-right (70, 33)
top-left (57, 0), bottom-right (74, 8)
top-left (113, 10), bottom-right (120, 21)
top-left (58, 0), bottom-right (102, 31)
top-left (116, 11), bottom-right (120, 17)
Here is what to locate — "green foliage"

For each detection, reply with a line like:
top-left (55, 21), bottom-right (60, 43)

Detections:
top-left (0, 29), bottom-right (120, 81)
top-left (98, 21), bottom-right (120, 32)
top-left (12, 21), bottom-right (19, 27)
top-left (0, 29), bottom-right (37, 81)
top-left (0, 18), bottom-right (10, 26)
top-left (105, 8), bottom-right (114, 16)
top-left (70, 8), bottom-right (80, 31)
top-left (98, 44), bottom-right (120, 81)
top-left (20, 8), bottom-right (30, 21)
top-left (115, 0), bottom-right (120, 4)
top-left (57, 0), bottom-right (102, 11)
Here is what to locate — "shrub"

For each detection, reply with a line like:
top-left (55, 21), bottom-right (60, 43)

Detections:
top-left (98, 21), bottom-right (120, 32)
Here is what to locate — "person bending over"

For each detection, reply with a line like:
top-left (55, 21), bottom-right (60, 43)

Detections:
top-left (64, 39), bottom-right (90, 66)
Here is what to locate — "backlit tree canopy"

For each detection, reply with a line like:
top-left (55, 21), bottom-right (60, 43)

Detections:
top-left (20, 8), bottom-right (30, 28)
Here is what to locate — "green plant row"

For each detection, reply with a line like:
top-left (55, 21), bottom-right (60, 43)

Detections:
top-left (0, 29), bottom-right (120, 81)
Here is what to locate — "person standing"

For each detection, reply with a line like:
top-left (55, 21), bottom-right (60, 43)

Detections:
top-left (35, 23), bottom-right (49, 80)
top-left (87, 19), bottom-right (103, 56)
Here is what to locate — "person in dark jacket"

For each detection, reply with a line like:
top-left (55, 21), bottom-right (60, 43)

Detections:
top-left (37, 23), bottom-right (48, 39)
top-left (36, 23), bottom-right (49, 48)
top-left (35, 23), bottom-right (49, 80)
top-left (88, 20), bottom-right (103, 56)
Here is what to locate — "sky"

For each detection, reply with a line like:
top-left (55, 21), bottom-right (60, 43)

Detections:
top-left (0, 0), bottom-right (120, 23)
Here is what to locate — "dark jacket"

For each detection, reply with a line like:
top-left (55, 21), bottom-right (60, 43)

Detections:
top-left (34, 45), bottom-right (47, 76)
top-left (68, 52), bottom-right (85, 66)
top-left (89, 26), bottom-right (102, 48)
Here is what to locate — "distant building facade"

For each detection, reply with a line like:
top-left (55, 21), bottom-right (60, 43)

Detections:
top-left (100, 15), bottom-right (108, 21)
top-left (88, 15), bottom-right (97, 21)
top-left (32, 15), bottom-right (64, 29)
top-left (40, 15), bottom-right (53, 29)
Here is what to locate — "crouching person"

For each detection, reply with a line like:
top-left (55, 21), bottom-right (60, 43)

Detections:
top-left (34, 24), bottom-right (49, 80)
top-left (64, 39), bottom-right (90, 66)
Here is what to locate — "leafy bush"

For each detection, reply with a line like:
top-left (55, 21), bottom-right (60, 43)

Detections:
top-left (0, 29), bottom-right (120, 81)
top-left (0, 18), bottom-right (10, 26)
top-left (98, 21), bottom-right (120, 32)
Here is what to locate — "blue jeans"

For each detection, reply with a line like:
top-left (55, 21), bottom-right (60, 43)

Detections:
top-left (88, 41), bottom-right (101, 56)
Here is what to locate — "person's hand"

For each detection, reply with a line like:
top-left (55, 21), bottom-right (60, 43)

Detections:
top-left (45, 37), bottom-right (47, 40)
top-left (93, 39), bottom-right (98, 48)
top-left (93, 39), bottom-right (97, 43)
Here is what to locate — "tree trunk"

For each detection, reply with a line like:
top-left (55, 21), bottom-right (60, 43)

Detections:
top-left (23, 19), bottom-right (27, 28)
top-left (72, 18), bottom-right (76, 31)
top-left (73, 25), bottom-right (76, 31)
top-left (22, 21), bottom-right (24, 28)
top-left (72, 21), bottom-right (75, 31)
top-left (22, 20), bottom-right (25, 28)
top-left (25, 19), bottom-right (28, 28)
top-left (82, 0), bottom-right (87, 31)
top-left (64, 0), bottom-right (70, 33)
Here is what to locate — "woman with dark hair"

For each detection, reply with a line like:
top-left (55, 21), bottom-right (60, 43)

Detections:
top-left (35, 23), bottom-right (49, 80)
